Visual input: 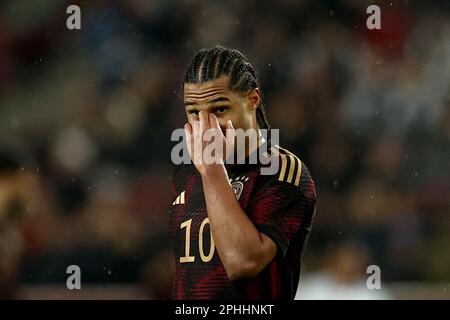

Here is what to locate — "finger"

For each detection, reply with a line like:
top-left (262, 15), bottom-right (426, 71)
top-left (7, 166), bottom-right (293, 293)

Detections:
top-left (184, 122), bottom-right (193, 136)
top-left (207, 113), bottom-right (226, 163)
top-left (191, 114), bottom-right (199, 122)
top-left (209, 113), bottom-right (221, 131)
top-left (225, 120), bottom-right (236, 161)
top-left (190, 114), bottom-right (200, 136)
top-left (184, 123), bottom-right (193, 157)
top-left (199, 111), bottom-right (210, 134)
top-left (191, 119), bottom-right (200, 145)
top-left (225, 119), bottom-right (236, 140)
top-left (192, 119), bottom-right (202, 164)
top-left (191, 118), bottom-right (200, 132)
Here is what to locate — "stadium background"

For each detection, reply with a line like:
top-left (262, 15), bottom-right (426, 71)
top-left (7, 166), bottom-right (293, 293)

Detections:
top-left (0, 0), bottom-right (449, 299)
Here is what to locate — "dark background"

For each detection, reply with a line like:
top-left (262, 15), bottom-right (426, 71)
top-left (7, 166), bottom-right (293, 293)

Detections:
top-left (0, 0), bottom-right (449, 299)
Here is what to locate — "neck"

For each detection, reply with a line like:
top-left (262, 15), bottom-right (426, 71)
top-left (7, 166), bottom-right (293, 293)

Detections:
top-left (238, 128), bottom-right (265, 162)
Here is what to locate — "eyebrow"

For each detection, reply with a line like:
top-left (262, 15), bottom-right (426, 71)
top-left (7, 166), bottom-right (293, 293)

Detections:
top-left (184, 96), bottom-right (230, 106)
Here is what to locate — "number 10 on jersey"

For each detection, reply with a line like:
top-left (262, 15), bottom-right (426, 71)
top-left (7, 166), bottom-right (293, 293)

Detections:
top-left (180, 218), bottom-right (215, 263)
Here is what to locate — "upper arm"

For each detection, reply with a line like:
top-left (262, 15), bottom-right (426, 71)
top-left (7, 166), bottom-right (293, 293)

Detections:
top-left (227, 231), bottom-right (277, 280)
top-left (248, 158), bottom-right (316, 258)
top-left (258, 231), bottom-right (278, 262)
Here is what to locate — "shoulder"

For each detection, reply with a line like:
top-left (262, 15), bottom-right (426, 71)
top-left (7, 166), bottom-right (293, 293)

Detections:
top-left (169, 164), bottom-right (198, 187)
top-left (170, 163), bottom-right (197, 178)
top-left (259, 144), bottom-right (316, 202)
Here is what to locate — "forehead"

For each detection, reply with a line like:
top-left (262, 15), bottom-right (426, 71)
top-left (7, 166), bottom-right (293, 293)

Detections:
top-left (184, 76), bottom-right (233, 99)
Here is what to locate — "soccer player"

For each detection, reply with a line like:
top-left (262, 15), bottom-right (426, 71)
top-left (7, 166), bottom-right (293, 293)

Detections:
top-left (169, 46), bottom-right (316, 299)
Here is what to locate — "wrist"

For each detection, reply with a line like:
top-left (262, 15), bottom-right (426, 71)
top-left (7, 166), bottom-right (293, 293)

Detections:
top-left (199, 163), bottom-right (227, 180)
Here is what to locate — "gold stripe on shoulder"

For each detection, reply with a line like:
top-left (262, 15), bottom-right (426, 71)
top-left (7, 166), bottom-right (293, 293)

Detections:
top-left (278, 154), bottom-right (288, 182)
top-left (274, 145), bottom-right (303, 186)
top-left (294, 160), bottom-right (302, 186)
top-left (286, 154), bottom-right (296, 183)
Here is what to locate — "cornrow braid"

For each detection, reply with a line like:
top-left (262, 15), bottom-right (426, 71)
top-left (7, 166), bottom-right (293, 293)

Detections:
top-left (183, 46), bottom-right (270, 131)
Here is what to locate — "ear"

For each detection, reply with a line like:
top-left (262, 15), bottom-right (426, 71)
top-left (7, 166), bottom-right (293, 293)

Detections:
top-left (248, 88), bottom-right (261, 110)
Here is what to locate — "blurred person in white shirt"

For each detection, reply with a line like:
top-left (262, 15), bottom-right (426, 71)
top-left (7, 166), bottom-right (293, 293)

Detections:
top-left (296, 241), bottom-right (391, 300)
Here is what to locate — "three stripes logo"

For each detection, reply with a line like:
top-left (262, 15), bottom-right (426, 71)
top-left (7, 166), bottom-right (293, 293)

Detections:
top-left (173, 190), bottom-right (185, 205)
top-left (271, 145), bottom-right (302, 187)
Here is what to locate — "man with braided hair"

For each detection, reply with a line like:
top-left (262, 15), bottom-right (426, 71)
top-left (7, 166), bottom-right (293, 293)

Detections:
top-left (169, 46), bottom-right (316, 299)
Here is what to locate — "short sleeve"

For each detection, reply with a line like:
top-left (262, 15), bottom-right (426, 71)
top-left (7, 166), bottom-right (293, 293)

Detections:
top-left (247, 159), bottom-right (316, 257)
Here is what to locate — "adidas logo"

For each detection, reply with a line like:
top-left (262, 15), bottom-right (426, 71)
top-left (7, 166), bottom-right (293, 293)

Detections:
top-left (172, 191), bottom-right (185, 205)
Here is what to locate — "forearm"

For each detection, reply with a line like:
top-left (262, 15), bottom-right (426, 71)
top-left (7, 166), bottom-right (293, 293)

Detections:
top-left (185, 112), bottom-right (276, 279)
top-left (200, 165), bottom-right (273, 279)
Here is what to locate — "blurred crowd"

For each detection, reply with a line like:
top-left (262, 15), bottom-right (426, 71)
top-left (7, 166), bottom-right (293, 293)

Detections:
top-left (0, 0), bottom-right (449, 299)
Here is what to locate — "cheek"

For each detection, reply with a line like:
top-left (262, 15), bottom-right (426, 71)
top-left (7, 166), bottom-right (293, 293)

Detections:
top-left (228, 101), bottom-right (248, 123)
top-left (236, 101), bottom-right (254, 128)
top-left (220, 112), bottom-right (238, 129)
